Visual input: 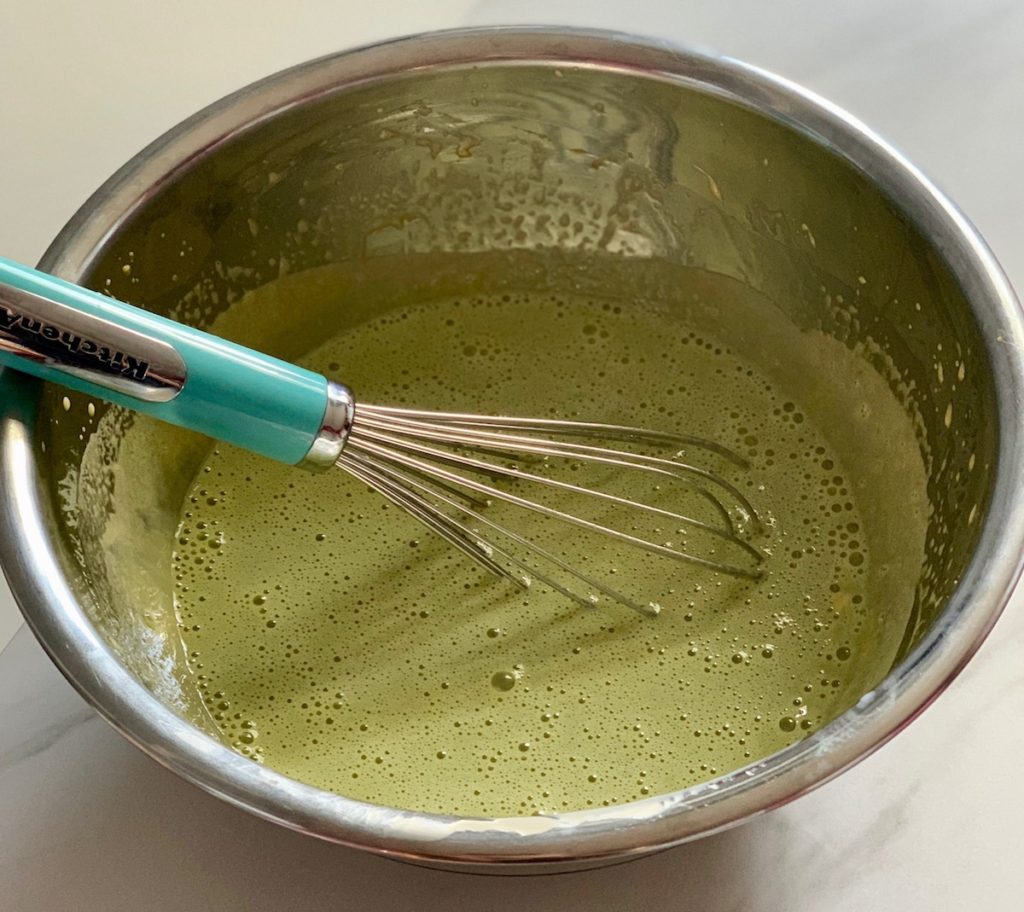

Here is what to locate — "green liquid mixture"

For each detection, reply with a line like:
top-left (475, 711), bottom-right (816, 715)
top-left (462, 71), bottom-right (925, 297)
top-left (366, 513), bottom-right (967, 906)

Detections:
top-left (170, 261), bottom-right (925, 817)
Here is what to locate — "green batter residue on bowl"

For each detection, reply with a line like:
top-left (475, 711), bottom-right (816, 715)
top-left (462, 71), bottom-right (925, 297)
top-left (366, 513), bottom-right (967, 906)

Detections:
top-left (169, 260), bottom-right (927, 818)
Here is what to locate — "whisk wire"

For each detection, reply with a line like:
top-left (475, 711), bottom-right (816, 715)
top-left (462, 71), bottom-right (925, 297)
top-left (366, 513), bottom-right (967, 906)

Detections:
top-left (354, 409), bottom-right (760, 530)
top-left (335, 405), bottom-right (766, 613)
top-left (343, 458), bottom-right (518, 584)
top-left (346, 425), bottom-right (764, 566)
top-left (357, 404), bottom-right (749, 466)
top-left (347, 452), bottom-right (659, 616)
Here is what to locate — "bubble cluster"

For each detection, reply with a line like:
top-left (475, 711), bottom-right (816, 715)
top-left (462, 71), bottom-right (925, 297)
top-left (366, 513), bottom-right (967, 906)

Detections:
top-left (173, 286), bottom-right (882, 817)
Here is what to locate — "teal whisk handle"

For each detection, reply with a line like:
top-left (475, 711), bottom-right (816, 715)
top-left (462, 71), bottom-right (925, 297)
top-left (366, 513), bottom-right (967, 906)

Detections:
top-left (0, 257), bottom-right (353, 468)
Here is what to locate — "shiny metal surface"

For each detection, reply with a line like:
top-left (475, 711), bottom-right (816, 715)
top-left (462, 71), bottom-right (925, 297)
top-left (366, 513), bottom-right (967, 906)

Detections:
top-left (0, 282), bottom-right (186, 402)
top-left (300, 379), bottom-right (355, 470)
top-left (338, 408), bottom-right (763, 613)
top-left (0, 28), bottom-right (1022, 871)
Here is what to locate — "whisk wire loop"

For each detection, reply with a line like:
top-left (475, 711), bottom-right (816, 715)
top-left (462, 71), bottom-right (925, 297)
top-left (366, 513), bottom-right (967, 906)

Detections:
top-left (336, 405), bottom-right (765, 615)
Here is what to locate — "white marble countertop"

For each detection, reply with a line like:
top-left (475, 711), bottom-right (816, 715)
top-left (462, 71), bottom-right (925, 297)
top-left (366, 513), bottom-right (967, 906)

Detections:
top-left (2, 1), bottom-right (1023, 908)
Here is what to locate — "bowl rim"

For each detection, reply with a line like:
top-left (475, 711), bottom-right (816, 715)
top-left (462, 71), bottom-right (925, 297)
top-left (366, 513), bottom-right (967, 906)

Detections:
top-left (2, 25), bottom-right (1023, 866)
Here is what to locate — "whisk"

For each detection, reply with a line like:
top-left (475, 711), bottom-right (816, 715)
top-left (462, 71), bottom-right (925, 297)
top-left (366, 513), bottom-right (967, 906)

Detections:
top-left (0, 258), bottom-right (764, 615)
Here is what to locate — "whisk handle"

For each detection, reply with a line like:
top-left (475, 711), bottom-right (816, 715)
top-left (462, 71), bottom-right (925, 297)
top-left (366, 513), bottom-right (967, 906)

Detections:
top-left (0, 257), bottom-right (352, 468)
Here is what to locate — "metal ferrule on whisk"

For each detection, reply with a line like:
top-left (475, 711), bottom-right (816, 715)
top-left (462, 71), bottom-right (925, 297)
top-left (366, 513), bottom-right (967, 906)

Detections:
top-left (299, 380), bottom-right (356, 470)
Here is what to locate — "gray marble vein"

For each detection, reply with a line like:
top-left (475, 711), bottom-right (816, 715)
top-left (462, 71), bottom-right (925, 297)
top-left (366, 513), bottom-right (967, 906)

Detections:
top-left (1, 578), bottom-right (1022, 912)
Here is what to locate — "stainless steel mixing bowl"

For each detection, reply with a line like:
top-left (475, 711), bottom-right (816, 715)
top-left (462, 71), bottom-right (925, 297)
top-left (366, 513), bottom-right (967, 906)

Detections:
top-left (2, 28), bottom-right (1023, 872)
